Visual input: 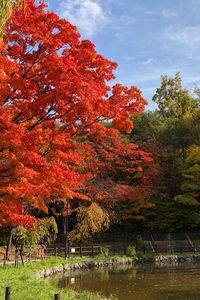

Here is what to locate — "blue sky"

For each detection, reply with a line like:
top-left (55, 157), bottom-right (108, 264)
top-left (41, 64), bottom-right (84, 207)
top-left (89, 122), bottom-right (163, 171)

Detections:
top-left (47, 0), bottom-right (200, 110)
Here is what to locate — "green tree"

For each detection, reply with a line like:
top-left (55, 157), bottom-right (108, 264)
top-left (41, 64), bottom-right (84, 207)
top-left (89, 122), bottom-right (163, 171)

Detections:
top-left (176, 145), bottom-right (200, 206)
top-left (130, 74), bottom-right (200, 231)
top-left (153, 72), bottom-right (199, 120)
top-left (131, 111), bottom-right (162, 143)
top-left (12, 217), bottom-right (58, 255)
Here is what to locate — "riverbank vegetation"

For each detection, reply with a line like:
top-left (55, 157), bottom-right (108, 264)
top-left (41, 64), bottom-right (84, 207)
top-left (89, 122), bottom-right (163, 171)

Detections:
top-left (0, 257), bottom-right (120, 300)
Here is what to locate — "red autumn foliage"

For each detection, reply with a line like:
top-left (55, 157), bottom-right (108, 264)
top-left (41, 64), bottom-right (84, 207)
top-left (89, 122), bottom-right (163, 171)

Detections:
top-left (77, 132), bottom-right (153, 220)
top-left (0, 0), bottom-right (149, 229)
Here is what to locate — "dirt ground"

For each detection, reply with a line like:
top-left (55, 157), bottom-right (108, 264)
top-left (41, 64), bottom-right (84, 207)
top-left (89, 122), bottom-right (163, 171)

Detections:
top-left (0, 245), bottom-right (16, 262)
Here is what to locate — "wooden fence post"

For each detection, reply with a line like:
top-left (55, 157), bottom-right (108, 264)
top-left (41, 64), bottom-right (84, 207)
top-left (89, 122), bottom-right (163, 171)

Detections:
top-left (15, 248), bottom-right (19, 268)
top-left (91, 245), bottom-right (94, 257)
top-left (54, 293), bottom-right (60, 300)
top-left (5, 287), bottom-right (11, 300)
top-left (80, 242), bottom-right (83, 258)
top-left (67, 243), bottom-right (70, 259)
top-left (3, 254), bottom-right (6, 266)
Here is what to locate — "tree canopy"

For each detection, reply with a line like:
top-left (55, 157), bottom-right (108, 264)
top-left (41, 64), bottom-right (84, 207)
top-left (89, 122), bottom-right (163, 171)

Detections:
top-left (131, 73), bottom-right (200, 232)
top-left (0, 0), bottom-right (150, 230)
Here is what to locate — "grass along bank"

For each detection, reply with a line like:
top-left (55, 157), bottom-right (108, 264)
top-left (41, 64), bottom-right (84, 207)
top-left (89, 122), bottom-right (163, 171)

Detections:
top-left (1, 252), bottom-right (200, 300)
top-left (0, 256), bottom-right (128, 300)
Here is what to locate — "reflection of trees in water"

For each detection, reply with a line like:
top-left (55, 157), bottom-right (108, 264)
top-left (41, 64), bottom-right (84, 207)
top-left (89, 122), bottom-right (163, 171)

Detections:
top-left (54, 264), bottom-right (139, 292)
top-left (128, 268), bottom-right (137, 281)
top-left (50, 263), bottom-right (200, 300)
top-left (97, 269), bottom-right (110, 281)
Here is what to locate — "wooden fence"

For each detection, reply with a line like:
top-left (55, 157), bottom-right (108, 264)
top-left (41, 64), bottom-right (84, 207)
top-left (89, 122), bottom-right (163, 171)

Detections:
top-left (1, 233), bottom-right (199, 265)
top-left (0, 244), bottom-right (128, 266)
top-left (46, 244), bottom-right (127, 259)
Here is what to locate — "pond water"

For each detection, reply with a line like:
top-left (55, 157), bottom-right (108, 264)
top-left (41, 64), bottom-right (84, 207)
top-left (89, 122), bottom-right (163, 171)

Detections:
top-left (51, 262), bottom-right (200, 300)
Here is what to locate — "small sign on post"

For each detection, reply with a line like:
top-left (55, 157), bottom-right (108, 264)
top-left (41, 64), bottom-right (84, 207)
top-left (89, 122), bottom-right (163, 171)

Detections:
top-left (71, 247), bottom-right (76, 253)
top-left (70, 277), bottom-right (75, 284)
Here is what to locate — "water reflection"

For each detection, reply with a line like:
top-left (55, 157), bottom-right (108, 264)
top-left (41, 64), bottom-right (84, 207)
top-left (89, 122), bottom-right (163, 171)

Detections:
top-left (50, 262), bottom-right (200, 300)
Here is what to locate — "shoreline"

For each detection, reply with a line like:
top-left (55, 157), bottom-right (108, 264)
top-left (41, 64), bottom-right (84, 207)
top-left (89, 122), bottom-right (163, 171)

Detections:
top-left (34, 253), bottom-right (200, 278)
top-left (2, 254), bottom-right (200, 299)
top-left (35, 257), bottom-right (133, 278)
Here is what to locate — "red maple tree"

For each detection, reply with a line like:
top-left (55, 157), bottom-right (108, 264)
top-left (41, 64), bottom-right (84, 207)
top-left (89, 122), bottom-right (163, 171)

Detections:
top-left (0, 0), bottom-right (148, 229)
top-left (76, 131), bottom-right (153, 221)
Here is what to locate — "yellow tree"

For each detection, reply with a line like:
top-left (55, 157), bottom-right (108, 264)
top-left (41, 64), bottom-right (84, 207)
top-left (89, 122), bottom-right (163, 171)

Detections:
top-left (0, 0), bottom-right (24, 35)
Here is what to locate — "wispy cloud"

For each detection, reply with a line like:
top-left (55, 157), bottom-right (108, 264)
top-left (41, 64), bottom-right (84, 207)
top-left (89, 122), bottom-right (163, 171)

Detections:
top-left (58, 0), bottom-right (109, 36)
top-left (161, 9), bottom-right (177, 18)
top-left (165, 25), bottom-right (200, 44)
top-left (111, 14), bottom-right (137, 41)
top-left (143, 8), bottom-right (177, 19)
top-left (164, 25), bottom-right (200, 58)
top-left (52, 0), bottom-right (200, 109)
top-left (140, 58), bottom-right (154, 65)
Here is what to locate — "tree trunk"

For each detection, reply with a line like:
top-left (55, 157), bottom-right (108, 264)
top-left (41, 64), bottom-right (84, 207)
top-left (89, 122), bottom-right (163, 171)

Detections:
top-left (5, 232), bottom-right (13, 261)
top-left (20, 244), bottom-right (24, 266)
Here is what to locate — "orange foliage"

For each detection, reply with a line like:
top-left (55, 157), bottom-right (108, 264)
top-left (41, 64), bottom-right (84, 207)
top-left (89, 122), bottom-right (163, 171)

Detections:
top-left (0, 0), bottom-right (148, 228)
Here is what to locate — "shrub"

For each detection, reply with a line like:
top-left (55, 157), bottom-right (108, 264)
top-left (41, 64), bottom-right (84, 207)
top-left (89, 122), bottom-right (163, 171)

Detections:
top-left (127, 245), bottom-right (136, 257)
top-left (100, 246), bottom-right (109, 257)
top-left (136, 251), bottom-right (145, 258)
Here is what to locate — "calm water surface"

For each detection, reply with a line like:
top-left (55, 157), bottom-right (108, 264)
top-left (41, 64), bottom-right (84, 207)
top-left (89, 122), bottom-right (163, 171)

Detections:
top-left (51, 262), bottom-right (200, 300)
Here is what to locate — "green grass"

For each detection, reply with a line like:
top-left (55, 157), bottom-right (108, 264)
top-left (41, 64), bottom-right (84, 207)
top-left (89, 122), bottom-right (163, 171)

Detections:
top-left (0, 256), bottom-right (121, 300)
top-left (2, 252), bottom-right (197, 299)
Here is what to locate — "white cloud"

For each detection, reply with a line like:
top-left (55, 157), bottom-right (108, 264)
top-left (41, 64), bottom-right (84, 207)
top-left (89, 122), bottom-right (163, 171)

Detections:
top-left (140, 58), bottom-right (154, 65)
top-left (143, 8), bottom-right (177, 19)
top-left (164, 25), bottom-right (200, 58)
top-left (58, 0), bottom-right (109, 36)
top-left (165, 25), bottom-right (200, 44)
top-left (161, 9), bottom-right (177, 18)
